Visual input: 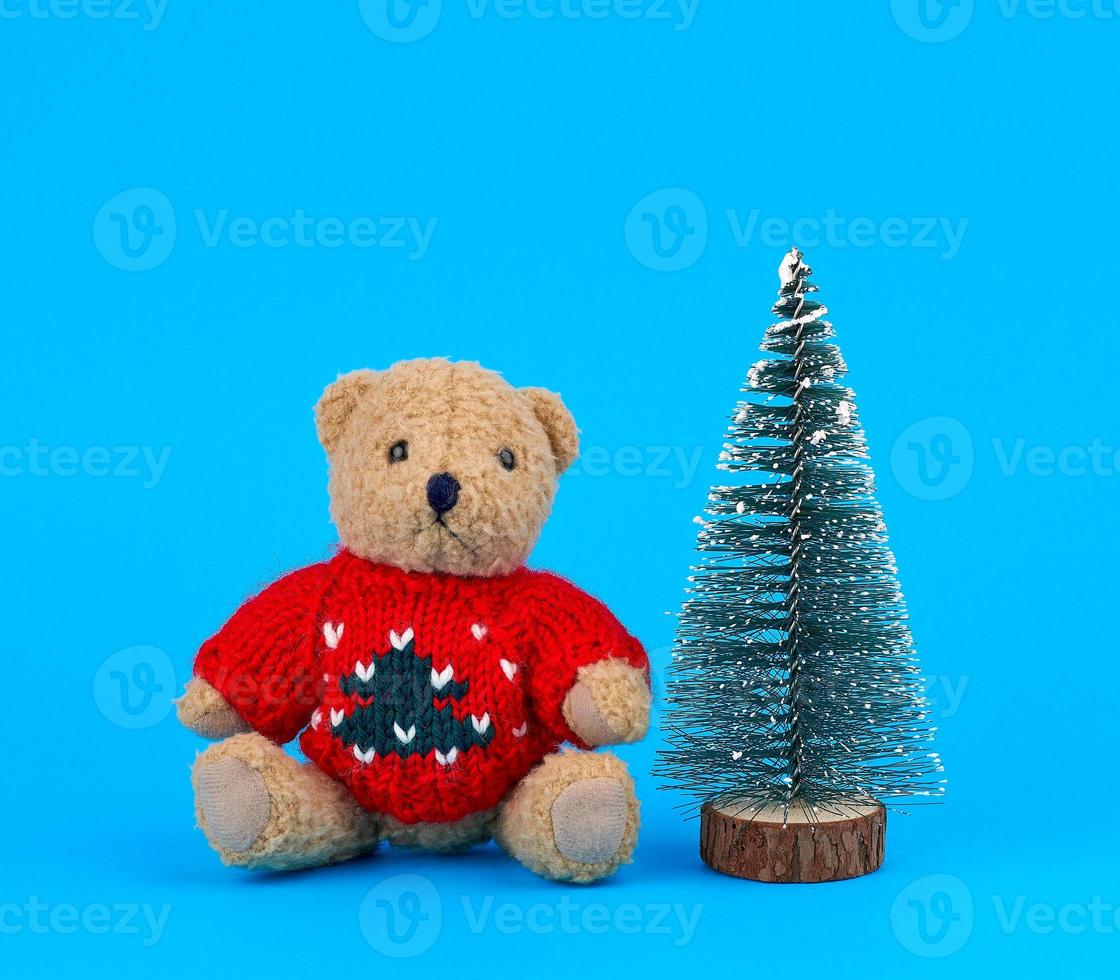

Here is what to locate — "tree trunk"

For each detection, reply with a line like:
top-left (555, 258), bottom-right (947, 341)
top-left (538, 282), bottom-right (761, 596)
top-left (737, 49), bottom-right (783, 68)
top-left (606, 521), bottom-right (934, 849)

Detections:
top-left (700, 798), bottom-right (885, 883)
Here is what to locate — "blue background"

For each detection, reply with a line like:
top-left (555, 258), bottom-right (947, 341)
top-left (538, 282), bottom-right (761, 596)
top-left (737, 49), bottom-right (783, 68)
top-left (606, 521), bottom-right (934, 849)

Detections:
top-left (2, 1), bottom-right (1117, 975)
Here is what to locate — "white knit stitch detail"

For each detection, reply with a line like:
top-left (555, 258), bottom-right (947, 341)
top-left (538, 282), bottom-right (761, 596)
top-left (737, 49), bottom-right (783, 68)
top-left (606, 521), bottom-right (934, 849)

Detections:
top-left (389, 627), bottom-right (414, 650)
top-left (431, 665), bottom-right (454, 690)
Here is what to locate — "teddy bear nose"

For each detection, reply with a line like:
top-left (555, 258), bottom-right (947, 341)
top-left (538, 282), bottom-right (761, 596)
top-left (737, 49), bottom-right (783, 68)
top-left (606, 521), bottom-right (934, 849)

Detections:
top-left (427, 472), bottom-right (461, 516)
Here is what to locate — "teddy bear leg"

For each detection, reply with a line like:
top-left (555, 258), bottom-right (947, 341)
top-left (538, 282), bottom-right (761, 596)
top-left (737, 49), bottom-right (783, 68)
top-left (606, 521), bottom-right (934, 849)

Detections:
top-left (493, 749), bottom-right (639, 884)
top-left (380, 808), bottom-right (498, 854)
top-left (192, 732), bottom-right (381, 871)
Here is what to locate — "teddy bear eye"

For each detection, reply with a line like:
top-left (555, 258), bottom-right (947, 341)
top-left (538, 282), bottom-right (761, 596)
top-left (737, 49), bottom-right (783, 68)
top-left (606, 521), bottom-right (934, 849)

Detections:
top-left (498, 448), bottom-right (516, 471)
top-left (388, 440), bottom-right (409, 463)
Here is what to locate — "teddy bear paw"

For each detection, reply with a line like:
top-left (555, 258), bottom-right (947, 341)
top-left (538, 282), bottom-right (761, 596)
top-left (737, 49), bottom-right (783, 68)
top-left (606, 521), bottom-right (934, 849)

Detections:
top-left (562, 660), bottom-right (651, 747)
top-left (176, 678), bottom-right (251, 740)
top-left (550, 776), bottom-right (629, 864)
top-left (196, 755), bottom-right (271, 854)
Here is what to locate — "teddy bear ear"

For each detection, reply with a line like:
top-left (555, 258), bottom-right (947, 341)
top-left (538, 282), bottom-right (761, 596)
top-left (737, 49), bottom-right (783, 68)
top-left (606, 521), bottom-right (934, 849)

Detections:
top-left (315, 370), bottom-right (377, 454)
top-left (521, 387), bottom-right (579, 474)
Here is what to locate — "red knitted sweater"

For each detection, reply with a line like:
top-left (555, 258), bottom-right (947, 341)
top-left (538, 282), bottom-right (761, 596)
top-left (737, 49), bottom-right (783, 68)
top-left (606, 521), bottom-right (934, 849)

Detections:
top-left (194, 551), bottom-right (648, 824)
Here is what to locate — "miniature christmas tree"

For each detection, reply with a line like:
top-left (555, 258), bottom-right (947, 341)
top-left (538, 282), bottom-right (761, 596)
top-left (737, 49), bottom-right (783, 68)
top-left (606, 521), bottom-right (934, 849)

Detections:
top-left (656, 249), bottom-right (944, 882)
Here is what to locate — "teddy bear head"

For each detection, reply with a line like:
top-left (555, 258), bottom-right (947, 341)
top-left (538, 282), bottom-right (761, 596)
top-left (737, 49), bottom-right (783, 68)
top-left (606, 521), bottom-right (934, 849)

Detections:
top-left (315, 357), bottom-right (579, 577)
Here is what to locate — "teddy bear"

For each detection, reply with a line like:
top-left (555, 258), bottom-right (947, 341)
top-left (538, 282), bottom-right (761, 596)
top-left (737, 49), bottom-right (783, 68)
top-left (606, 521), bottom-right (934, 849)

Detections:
top-left (176, 357), bottom-right (652, 883)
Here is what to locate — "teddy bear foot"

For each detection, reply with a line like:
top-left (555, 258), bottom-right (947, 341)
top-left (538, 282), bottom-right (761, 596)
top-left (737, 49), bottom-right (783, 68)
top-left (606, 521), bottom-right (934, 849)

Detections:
top-left (192, 732), bottom-right (381, 871)
top-left (494, 749), bottom-right (639, 884)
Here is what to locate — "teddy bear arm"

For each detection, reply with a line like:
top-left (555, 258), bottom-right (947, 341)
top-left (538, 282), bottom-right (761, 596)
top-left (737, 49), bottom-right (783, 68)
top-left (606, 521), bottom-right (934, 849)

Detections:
top-left (521, 570), bottom-right (651, 748)
top-left (187, 563), bottom-right (329, 743)
top-left (561, 659), bottom-right (651, 747)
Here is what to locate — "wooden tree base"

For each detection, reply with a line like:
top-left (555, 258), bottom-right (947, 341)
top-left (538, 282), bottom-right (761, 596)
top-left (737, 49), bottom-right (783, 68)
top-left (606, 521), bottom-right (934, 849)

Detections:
top-left (700, 798), bottom-right (885, 883)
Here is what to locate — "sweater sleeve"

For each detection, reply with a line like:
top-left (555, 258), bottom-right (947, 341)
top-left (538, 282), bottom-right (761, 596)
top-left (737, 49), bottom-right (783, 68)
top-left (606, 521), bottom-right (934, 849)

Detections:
top-left (523, 571), bottom-right (649, 747)
top-left (193, 562), bottom-right (328, 744)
